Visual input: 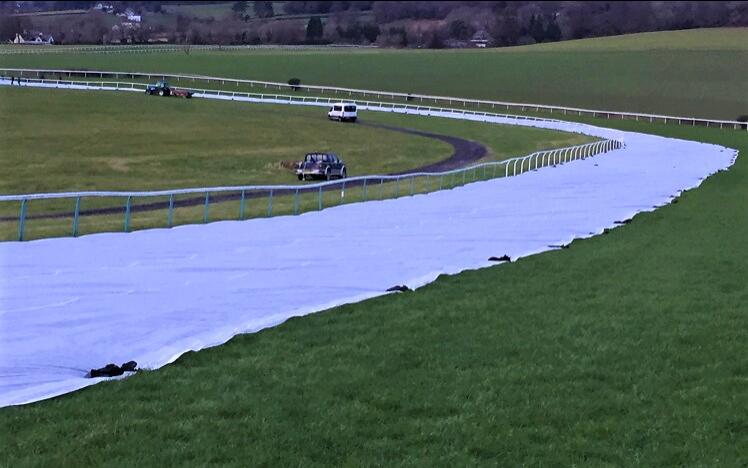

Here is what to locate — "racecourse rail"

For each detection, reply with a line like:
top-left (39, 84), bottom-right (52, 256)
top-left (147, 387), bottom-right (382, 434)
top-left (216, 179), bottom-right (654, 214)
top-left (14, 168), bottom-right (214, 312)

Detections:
top-left (0, 75), bottom-right (624, 241)
top-left (2, 67), bottom-right (745, 131)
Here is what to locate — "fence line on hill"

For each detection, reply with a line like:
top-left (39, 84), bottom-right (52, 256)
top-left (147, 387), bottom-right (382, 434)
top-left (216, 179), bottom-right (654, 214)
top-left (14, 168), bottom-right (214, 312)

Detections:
top-left (0, 44), bottom-right (376, 55)
top-left (0, 76), bottom-right (564, 125)
top-left (1, 67), bottom-right (744, 131)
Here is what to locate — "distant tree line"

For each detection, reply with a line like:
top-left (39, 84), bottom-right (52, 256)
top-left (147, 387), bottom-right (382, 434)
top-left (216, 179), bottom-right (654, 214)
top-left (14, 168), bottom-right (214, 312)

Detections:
top-left (1, 1), bottom-right (746, 47)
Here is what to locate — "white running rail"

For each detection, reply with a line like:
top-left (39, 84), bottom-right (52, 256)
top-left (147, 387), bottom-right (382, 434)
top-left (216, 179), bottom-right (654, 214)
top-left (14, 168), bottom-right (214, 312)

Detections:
top-left (2, 67), bottom-right (744, 131)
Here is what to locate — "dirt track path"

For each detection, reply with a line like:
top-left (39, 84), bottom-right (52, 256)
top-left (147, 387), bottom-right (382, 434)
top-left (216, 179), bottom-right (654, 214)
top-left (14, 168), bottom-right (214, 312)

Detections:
top-left (8, 122), bottom-right (488, 221)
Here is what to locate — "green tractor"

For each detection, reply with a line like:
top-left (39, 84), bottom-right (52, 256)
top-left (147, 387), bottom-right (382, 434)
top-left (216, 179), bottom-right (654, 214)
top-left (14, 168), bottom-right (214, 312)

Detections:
top-left (145, 80), bottom-right (193, 98)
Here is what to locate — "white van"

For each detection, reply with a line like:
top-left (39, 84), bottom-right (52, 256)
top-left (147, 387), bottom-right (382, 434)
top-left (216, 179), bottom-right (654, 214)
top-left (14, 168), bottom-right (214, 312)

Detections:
top-left (328, 103), bottom-right (357, 122)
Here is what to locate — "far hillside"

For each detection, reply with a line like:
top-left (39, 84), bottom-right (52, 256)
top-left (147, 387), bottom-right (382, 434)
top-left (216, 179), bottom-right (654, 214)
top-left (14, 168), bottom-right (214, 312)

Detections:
top-left (1, 1), bottom-right (746, 47)
top-left (1, 28), bottom-right (746, 119)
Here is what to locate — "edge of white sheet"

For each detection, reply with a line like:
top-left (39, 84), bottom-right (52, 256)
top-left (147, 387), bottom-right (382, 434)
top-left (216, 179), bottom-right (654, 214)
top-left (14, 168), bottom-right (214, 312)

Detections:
top-left (0, 80), bottom-right (740, 407)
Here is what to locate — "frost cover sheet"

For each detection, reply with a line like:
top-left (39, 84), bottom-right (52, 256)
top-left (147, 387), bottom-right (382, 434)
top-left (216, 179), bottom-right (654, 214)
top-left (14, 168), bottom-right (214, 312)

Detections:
top-left (0, 108), bottom-right (737, 407)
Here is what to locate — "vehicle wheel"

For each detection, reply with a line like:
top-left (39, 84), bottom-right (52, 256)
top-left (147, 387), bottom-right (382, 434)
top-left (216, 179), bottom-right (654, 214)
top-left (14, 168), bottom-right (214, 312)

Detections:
top-left (350, 117), bottom-right (357, 123)
top-left (297, 174), bottom-right (303, 181)
top-left (340, 167), bottom-right (347, 178)
top-left (158, 89), bottom-right (165, 97)
top-left (325, 168), bottom-right (332, 181)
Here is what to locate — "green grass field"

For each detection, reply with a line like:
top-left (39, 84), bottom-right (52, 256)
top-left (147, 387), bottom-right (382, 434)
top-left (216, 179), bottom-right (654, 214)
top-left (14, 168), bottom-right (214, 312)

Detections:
top-left (0, 86), bottom-right (591, 240)
top-left (1, 30), bottom-right (746, 466)
top-left (1, 28), bottom-right (746, 119)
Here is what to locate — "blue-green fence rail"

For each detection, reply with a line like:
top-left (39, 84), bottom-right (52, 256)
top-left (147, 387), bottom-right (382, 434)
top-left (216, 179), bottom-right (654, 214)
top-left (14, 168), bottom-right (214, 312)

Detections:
top-left (1, 139), bottom-right (624, 241)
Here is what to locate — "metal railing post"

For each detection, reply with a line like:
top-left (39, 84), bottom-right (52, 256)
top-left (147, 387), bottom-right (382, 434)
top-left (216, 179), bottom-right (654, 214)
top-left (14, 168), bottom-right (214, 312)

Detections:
top-left (409, 176), bottom-right (414, 195)
top-left (17, 199), bottom-right (28, 241)
top-left (363, 178), bottom-right (368, 201)
top-left (267, 189), bottom-right (273, 216)
top-left (168, 194), bottom-right (174, 227)
top-left (72, 196), bottom-right (81, 237)
top-left (318, 186), bottom-right (323, 210)
top-left (293, 188), bottom-right (299, 215)
top-left (203, 192), bottom-right (210, 223)
top-left (123, 195), bottom-right (132, 232)
top-left (239, 190), bottom-right (246, 219)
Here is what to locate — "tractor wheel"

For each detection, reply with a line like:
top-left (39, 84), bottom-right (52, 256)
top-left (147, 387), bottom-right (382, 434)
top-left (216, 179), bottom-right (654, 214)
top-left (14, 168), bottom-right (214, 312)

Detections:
top-left (158, 89), bottom-right (165, 97)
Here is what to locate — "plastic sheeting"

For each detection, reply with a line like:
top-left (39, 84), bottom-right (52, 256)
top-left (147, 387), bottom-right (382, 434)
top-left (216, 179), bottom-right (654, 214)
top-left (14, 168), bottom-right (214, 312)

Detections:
top-left (0, 80), bottom-right (738, 407)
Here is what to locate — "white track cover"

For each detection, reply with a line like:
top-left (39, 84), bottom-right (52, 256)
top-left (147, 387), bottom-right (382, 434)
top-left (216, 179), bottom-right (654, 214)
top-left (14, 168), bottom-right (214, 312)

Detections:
top-left (0, 84), bottom-right (738, 407)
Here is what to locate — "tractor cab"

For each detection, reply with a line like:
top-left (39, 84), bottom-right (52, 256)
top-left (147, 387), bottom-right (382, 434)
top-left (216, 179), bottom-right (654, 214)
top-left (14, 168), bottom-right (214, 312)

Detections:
top-left (146, 80), bottom-right (172, 96)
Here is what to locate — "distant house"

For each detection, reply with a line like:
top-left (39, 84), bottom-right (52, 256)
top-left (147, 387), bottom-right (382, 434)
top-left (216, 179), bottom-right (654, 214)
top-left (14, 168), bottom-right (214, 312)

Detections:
top-left (93, 3), bottom-right (114, 13)
top-left (147, 33), bottom-right (170, 44)
top-left (470, 30), bottom-right (493, 48)
top-left (12, 33), bottom-right (54, 45)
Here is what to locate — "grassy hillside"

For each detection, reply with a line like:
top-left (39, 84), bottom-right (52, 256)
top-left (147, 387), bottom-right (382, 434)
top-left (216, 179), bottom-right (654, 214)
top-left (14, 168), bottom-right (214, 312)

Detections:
top-left (0, 86), bottom-right (590, 194)
top-left (1, 28), bottom-right (746, 119)
top-left (0, 118), bottom-right (745, 466)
